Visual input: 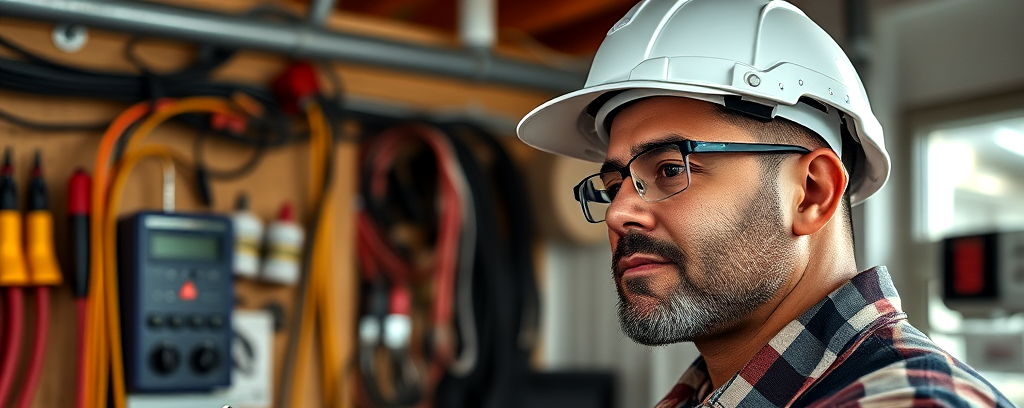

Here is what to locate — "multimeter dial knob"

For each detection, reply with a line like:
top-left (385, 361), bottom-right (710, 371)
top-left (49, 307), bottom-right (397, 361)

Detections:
top-left (149, 343), bottom-right (181, 375)
top-left (190, 342), bottom-right (221, 374)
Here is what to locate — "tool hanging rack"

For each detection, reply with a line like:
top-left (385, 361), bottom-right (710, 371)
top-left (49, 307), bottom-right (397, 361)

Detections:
top-left (0, 0), bottom-right (586, 94)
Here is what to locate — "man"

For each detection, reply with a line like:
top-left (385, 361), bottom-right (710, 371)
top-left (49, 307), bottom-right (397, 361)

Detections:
top-left (517, 0), bottom-right (1016, 407)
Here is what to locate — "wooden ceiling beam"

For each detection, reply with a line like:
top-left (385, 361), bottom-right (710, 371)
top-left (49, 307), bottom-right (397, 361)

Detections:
top-left (361, 0), bottom-right (425, 18)
top-left (500, 0), bottom-right (632, 34)
top-left (535, 3), bottom-right (636, 54)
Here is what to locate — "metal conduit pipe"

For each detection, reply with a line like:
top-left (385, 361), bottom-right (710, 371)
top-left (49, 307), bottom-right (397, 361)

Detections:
top-left (307, 0), bottom-right (337, 26)
top-left (0, 0), bottom-right (586, 93)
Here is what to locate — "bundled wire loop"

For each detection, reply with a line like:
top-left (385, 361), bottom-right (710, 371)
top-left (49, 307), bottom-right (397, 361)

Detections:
top-left (356, 123), bottom-right (470, 407)
top-left (83, 96), bottom-right (252, 408)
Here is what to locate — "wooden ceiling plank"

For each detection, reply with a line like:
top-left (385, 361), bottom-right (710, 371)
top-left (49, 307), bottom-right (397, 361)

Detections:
top-left (364, 0), bottom-right (422, 17)
top-left (501, 0), bottom-right (631, 34)
top-left (535, 3), bottom-right (636, 54)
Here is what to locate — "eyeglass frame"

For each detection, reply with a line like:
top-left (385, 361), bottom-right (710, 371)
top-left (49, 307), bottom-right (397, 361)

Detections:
top-left (573, 140), bottom-right (813, 223)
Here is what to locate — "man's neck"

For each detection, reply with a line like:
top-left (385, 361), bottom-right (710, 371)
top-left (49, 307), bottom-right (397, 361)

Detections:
top-left (693, 242), bottom-right (859, 390)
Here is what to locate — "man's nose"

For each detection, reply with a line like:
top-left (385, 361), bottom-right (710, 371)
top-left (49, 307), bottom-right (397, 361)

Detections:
top-left (605, 176), bottom-right (655, 235)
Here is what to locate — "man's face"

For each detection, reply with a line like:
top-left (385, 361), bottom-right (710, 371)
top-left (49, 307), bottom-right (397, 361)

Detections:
top-left (605, 97), bottom-right (798, 345)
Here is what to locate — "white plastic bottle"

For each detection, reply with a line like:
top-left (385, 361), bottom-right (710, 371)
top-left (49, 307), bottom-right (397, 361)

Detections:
top-left (231, 193), bottom-right (264, 278)
top-left (260, 202), bottom-right (304, 285)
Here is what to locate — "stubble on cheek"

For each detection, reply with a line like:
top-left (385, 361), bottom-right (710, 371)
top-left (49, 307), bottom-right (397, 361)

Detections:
top-left (613, 174), bottom-right (796, 345)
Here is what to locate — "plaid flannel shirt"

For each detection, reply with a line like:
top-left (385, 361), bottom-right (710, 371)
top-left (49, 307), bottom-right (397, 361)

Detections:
top-left (655, 267), bottom-right (1017, 408)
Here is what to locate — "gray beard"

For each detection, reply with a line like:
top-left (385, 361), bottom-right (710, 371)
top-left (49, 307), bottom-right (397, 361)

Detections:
top-left (614, 179), bottom-right (794, 346)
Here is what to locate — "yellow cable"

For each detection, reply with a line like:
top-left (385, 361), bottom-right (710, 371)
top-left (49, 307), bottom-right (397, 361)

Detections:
top-left (289, 101), bottom-right (329, 408)
top-left (105, 147), bottom-right (184, 408)
top-left (86, 97), bottom-right (245, 408)
top-left (308, 100), bottom-right (331, 405)
top-left (87, 101), bottom-right (156, 408)
top-left (288, 100), bottom-right (349, 408)
top-left (289, 234), bottom-right (318, 407)
top-left (312, 103), bottom-right (343, 408)
top-left (318, 195), bottom-right (340, 407)
top-left (104, 99), bottom-right (235, 408)
top-left (123, 97), bottom-right (244, 155)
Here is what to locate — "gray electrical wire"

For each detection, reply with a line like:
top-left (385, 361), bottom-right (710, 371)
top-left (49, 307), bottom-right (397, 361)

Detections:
top-left (446, 138), bottom-right (479, 377)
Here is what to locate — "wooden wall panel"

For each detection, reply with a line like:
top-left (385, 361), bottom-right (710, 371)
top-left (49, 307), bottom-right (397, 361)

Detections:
top-left (0, 4), bottom-right (553, 406)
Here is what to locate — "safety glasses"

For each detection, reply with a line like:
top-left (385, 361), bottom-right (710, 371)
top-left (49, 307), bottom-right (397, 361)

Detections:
top-left (574, 140), bottom-right (811, 223)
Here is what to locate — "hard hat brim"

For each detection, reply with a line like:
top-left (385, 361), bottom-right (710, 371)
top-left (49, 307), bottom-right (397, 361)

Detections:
top-left (517, 81), bottom-right (732, 163)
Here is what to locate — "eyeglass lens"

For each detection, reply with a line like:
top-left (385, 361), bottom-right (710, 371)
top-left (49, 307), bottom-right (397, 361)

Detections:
top-left (581, 144), bottom-right (690, 222)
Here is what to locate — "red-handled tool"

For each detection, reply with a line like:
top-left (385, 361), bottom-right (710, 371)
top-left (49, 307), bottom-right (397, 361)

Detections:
top-left (68, 168), bottom-right (91, 408)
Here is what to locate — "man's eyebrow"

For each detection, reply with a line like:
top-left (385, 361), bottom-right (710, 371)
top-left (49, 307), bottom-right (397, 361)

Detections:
top-left (601, 134), bottom-right (690, 174)
top-left (630, 134), bottom-right (690, 157)
top-left (600, 159), bottom-right (625, 174)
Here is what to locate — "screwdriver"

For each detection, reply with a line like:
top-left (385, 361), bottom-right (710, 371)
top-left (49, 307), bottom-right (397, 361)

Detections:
top-left (26, 150), bottom-right (62, 286)
top-left (18, 150), bottom-right (60, 408)
top-left (0, 147), bottom-right (27, 408)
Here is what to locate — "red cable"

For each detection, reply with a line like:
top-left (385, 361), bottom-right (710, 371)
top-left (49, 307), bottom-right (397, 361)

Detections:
top-left (16, 287), bottom-right (49, 408)
top-left (357, 123), bottom-right (464, 392)
top-left (0, 287), bottom-right (24, 407)
top-left (74, 298), bottom-right (87, 408)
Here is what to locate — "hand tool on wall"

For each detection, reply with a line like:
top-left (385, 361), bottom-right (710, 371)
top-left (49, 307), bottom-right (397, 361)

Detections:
top-left (68, 168), bottom-right (91, 408)
top-left (18, 151), bottom-right (64, 408)
top-left (0, 148), bottom-right (28, 408)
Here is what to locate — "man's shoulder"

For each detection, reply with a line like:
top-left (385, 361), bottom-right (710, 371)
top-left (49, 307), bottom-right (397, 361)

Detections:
top-left (796, 320), bottom-right (1016, 407)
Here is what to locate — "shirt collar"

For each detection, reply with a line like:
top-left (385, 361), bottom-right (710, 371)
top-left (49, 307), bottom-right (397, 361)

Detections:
top-left (656, 266), bottom-right (906, 408)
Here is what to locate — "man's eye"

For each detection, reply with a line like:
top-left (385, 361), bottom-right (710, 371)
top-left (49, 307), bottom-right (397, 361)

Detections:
top-left (656, 163), bottom-right (686, 179)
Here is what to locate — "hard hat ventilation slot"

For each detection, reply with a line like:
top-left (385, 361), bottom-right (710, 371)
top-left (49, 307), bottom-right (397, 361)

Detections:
top-left (723, 96), bottom-right (775, 122)
top-left (798, 97), bottom-right (829, 114)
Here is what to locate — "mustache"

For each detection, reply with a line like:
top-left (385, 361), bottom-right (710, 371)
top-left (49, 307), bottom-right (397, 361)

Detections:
top-left (612, 231), bottom-right (687, 277)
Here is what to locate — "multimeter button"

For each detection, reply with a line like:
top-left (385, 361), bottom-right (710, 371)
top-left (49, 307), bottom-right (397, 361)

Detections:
top-left (149, 344), bottom-right (181, 375)
top-left (147, 315), bottom-right (165, 328)
top-left (165, 269), bottom-right (178, 280)
top-left (208, 315), bottom-right (225, 328)
top-left (191, 343), bottom-right (220, 373)
top-left (189, 315), bottom-right (205, 327)
top-left (179, 281), bottom-right (198, 301)
top-left (169, 315), bottom-right (185, 328)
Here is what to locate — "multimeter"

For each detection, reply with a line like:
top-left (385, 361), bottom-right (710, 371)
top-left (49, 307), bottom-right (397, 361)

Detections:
top-left (118, 211), bottom-right (235, 393)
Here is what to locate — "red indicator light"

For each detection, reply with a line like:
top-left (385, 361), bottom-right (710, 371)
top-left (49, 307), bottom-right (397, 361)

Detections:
top-left (953, 237), bottom-right (985, 296)
top-left (179, 280), bottom-right (198, 301)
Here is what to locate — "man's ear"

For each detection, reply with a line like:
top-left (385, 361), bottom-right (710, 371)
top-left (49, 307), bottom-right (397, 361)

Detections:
top-left (792, 148), bottom-right (848, 236)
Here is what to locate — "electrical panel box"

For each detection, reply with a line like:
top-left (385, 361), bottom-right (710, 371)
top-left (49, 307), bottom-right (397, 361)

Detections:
top-left (118, 212), bottom-right (235, 393)
top-left (943, 231), bottom-right (1024, 315)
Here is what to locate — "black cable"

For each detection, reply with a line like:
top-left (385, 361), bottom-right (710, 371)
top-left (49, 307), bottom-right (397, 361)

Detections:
top-left (0, 22), bottom-right (302, 150)
top-left (192, 127), bottom-right (269, 180)
top-left (450, 123), bottom-right (541, 354)
top-left (429, 122), bottom-right (542, 408)
top-left (277, 95), bottom-right (340, 408)
top-left (0, 106), bottom-right (110, 132)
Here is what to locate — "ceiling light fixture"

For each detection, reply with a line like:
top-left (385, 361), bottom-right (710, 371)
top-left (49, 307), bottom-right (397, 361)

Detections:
top-left (994, 128), bottom-right (1024, 157)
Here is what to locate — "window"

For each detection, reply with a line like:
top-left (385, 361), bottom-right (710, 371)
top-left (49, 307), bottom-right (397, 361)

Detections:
top-left (917, 108), bottom-right (1024, 399)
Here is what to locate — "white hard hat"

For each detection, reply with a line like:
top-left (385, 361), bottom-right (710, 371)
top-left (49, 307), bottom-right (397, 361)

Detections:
top-left (517, 0), bottom-right (890, 204)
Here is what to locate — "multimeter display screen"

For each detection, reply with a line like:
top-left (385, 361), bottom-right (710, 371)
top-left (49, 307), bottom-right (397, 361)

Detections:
top-left (149, 233), bottom-right (221, 261)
